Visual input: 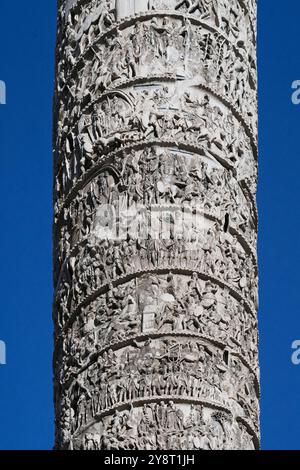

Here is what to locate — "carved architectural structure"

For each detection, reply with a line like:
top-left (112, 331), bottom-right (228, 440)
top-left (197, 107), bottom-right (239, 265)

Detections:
top-left (53, 0), bottom-right (259, 450)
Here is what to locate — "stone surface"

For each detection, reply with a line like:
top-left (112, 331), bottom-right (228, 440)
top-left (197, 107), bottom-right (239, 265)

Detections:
top-left (53, 0), bottom-right (259, 450)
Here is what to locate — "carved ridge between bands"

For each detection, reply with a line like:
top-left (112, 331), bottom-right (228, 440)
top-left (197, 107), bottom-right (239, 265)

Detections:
top-left (55, 331), bottom-right (260, 392)
top-left (54, 76), bottom-right (257, 168)
top-left (71, 395), bottom-right (259, 449)
top-left (55, 10), bottom-right (256, 98)
top-left (54, 211), bottom-right (258, 292)
top-left (54, 137), bottom-right (258, 231)
top-left (54, 267), bottom-right (257, 345)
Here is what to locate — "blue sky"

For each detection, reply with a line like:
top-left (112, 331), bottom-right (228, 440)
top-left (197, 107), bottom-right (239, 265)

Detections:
top-left (0, 0), bottom-right (300, 450)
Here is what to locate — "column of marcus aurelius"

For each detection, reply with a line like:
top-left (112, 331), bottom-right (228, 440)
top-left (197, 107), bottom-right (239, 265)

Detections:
top-left (53, 0), bottom-right (259, 450)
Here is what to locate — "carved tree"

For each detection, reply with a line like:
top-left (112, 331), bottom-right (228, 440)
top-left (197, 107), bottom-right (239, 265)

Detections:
top-left (53, 0), bottom-right (259, 450)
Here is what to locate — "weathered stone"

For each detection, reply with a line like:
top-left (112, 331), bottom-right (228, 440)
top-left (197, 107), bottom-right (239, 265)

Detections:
top-left (53, 0), bottom-right (259, 450)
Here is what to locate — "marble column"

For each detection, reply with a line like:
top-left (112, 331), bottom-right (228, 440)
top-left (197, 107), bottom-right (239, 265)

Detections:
top-left (53, 0), bottom-right (259, 450)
